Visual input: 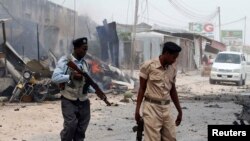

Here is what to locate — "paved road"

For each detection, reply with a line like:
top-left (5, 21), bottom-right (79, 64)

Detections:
top-left (1, 71), bottom-right (246, 141)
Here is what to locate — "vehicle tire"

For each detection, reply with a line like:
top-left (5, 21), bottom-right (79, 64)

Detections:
top-left (209, 78), bottom-right (216, 84)
top-left (33, 85), bottom-right (48, 102)
top-left (236, 78), bottom-right (243, 86)
top-left (243, 74), bottom-right (247, 85)
top-left (9, 88), bottom-right (22, 102)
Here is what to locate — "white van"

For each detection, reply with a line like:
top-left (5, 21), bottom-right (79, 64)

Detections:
top-left (209, 51), bottom-right (247, 86)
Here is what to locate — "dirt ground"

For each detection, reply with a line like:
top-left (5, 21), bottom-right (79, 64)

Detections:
top-left (0, 71), bottom-right (249, 141)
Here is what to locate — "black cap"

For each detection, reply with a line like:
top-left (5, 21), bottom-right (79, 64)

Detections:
top-left (162, 42), bottom-right (182, 54)
top-left (73, 37), bottom-right (88, 48)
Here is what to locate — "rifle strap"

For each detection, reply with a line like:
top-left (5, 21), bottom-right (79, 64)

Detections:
top-left (65, 66), bottom-right (69, 75)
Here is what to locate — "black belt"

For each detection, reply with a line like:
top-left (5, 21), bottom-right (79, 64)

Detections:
top-left (144, 97), bottom-right (170, 105)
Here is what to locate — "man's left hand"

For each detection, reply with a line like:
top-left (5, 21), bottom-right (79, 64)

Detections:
top-left (175, 112), bottom-right (182, 126)
top-left (95, 89), bottom-right (111, 106)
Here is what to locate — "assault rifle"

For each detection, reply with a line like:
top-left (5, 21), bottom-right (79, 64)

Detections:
top-left (61, 60), bottom-right (111, 106)
top-left (133, 118), bottom-right (144, 141)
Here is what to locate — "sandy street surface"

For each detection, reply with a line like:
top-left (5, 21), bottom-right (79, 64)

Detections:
top-left (0, 71), bottom-right (249, 141)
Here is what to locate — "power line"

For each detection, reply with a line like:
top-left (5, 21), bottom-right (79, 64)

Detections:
top-left (61, 0), bottom-right (66, 5)
top-left (178, 0), bottom-right (217, 16)
top-left (174, 0), bottom-right (218, 20)
top-left (168, 0), bottom-right (218, 21)
top-left (126, 0), bottom-right (131, 25)
top-left (139, 16), bottom-right (188, 29)
top-left (221, 17), bottom-right (245, 26)
top-left (213, 17), bottom-right (245, 27)
top-left (148, 0), bottom-right (191, 23)
top-left (139, 0), bottom-right (149, 23)
top-left (0, 1), bottom-right (26, 28)
top-left (0, 1), bottom-right (35, 35)
top-left (140, 0), bottom-right (147, 17)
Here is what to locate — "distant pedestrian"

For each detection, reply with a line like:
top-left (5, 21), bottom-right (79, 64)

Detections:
top-left (202, 54), bottom-right (208, 65)
top-left (208, 55), bottom-right (213, 65)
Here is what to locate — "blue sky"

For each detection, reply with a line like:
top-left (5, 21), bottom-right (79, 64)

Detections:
top-left (49, 0), bottom-right (250, 44)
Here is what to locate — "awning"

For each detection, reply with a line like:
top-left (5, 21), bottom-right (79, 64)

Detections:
top-left (205, 40), bottom-right (226, 54)
top-left (211, 40), bottom-right (226, 51)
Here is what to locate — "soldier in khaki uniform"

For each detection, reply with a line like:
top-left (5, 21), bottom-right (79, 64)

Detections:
top-left (135, 42), bottom-right (182, 141)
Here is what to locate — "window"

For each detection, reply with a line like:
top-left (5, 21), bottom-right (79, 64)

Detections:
top-left (215, 53), bottom-right (241, 64)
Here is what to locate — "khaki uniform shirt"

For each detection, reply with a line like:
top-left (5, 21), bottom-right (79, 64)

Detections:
top-left (139, 57), bottom-right (177, 101)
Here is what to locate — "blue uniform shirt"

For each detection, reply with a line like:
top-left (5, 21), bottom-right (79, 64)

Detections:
top-left (52, 54), bottom-right (90, 101)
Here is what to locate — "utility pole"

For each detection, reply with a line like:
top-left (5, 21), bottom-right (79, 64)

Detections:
top-left (1, 20), bottom-right (8, 75)
top-left (73, 0), bottom-right (76, 39)
top-left (37, 24), bottom-right (40, 62)
top-left (218, 7), bottom-right (222, 42)
top-left (243, 16), bottom-right (247, 53)
top-left (22, 46), bottom-right (24, 61)
top-left (244, 16), bottom-right (247, 45)
top-left (130, 0), bottom-right (139, 77)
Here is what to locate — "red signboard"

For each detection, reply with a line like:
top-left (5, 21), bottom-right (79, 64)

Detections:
top-left (204, 23), bottom-right (214, 32)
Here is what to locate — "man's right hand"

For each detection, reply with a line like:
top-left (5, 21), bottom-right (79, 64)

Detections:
top-left (135, 110), bottom-right (141, 124)
top-left (71, 71), bottom-right (83, 81)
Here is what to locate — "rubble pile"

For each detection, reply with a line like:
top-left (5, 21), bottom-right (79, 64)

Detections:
top-left (234, 95), bottom-right (250, 125)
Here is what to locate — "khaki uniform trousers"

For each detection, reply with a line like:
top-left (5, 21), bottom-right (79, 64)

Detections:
top-left (142, 101), bottom-right (176, 141)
